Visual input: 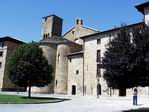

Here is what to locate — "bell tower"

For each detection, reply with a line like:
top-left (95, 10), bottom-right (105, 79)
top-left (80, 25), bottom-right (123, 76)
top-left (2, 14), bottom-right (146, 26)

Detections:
top-left (41, 14), bottom-right (63, 39)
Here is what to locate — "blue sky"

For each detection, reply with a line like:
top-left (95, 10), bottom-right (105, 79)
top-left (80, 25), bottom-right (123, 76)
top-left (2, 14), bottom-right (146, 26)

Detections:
top-left (0, 0), bottom-right (147, 42)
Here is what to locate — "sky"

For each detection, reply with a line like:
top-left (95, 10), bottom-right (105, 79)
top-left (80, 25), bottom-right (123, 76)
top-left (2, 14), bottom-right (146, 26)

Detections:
top-left (0, 0), bottom-right (147, 42)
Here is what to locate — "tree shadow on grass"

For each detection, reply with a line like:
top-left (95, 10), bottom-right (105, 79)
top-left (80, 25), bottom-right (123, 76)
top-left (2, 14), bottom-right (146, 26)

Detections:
top-left (21, 96), bottom-right (70, 104)
top-left (123, 108), bottom-right (149, 112)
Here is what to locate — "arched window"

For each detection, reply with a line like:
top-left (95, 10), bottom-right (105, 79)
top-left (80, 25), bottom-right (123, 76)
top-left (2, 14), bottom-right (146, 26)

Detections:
top-left (76, 19), bottom-right (79, 25)
top-left (97, 84), bottom-right (101, 95)
top-left (43, 34), bottom-right (46, 38)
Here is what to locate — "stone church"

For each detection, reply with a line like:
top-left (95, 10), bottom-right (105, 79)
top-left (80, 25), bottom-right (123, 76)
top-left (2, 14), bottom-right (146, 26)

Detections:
top-left (1, 1), bottom-right (149, 97)
top-left (31, 1), bottom-right (149, 96)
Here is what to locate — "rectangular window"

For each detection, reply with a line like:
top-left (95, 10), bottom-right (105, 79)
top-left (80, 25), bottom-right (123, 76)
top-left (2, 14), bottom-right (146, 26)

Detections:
top-left (0, 62), bottom-right (2, 68)
top-left (0, 51), bottom-right (3, 57)
top-left (97, 50), bottom-right (101, 62)
top-left (55, 80), bottom-right (57, 86)
top-left (97, 64), bottom-right (101, 77)
top-left (76, 70), bottom-right (79, 75)
top-left (97, 38), bottom-right (101, 44)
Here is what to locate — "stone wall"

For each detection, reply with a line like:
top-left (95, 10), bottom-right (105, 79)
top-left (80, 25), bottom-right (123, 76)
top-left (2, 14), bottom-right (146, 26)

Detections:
top-left (63, 20), bottom-right (97, 45)
top-left (54, 43), bottom-right (71, 94)
top-left (67, 54), bottom-right (83, 95)
top-left (1, 41), bottom-right (22, 91)
top-left (31, 44), bottom-right (57, 93)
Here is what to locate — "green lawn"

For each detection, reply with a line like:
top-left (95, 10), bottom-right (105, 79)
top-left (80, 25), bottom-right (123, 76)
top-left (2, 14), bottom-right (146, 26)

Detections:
top-left (0, 94), bottom-right (69, 104)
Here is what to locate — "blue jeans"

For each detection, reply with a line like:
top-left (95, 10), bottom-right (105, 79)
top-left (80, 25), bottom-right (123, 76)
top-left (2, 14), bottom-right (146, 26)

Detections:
top-left (133, 96), bottom-right (137, 105)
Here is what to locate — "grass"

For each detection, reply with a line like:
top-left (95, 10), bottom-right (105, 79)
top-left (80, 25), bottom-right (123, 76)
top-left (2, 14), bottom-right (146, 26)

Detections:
top-left (0, 94), bottom-right (69, 104)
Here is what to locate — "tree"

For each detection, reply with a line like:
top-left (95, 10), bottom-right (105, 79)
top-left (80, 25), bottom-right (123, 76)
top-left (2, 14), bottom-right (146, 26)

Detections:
top-left (102, 27), bottom-right (135, 96)
top-left (131, 24), bottom-right (149, 87)
top-left (6, 42), bottom-right (53, 97)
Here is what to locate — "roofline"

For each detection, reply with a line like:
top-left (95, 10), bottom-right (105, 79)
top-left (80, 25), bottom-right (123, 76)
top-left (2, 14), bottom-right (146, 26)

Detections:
top-left (62, 25), bottom-right (98, 38)
top-left (67, 51), bottom-right (83, 57)
top-left (0, 36), bottom-right (25, 44)
top-left (40, 37), bottom-right (82, 46)
top-left (135, 2), bottom-right (149, 14)
top-left (62, 27), bottom-right (75, 37)
top-left (82, 26), bottom-right (99, 32)
top-left (42, 14), bottom-right (63, 20)
top-left (80, 21), bottom-right (144, 39)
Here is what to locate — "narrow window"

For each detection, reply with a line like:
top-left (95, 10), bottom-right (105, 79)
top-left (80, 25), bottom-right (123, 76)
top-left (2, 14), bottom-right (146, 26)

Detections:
top-left (56, 80), bottom-right (57, 86)
top-left (72, 30), bottom-right (74, 34)
top-left (57, 54), bottom-right (60, 62)
top-left (84, 86), bottom-right (86, 94)
top-left (46, 34), bottom-right (48, 38)
top-left (0, 62), bottom-right (2, 68)
top-left (97, 38), bottom-right (101, 44)
top-left (47, 33), bottom-right (49, 37)
top-left (43, 34), bottom-right (46, 38)
top-left (69, 58), bottom-right (72, 62)
top-left (76, 70), bottom-right (79, 75)
top-left (76, 19), bottom-right (79, 25)
top-left (0, 51), bottom-right (3, 57)
top-left (97, 50), bottom-right (101, 62)
top-left (80, 20), bottom-right (83, 25)
top-left (97, 64), bottom-right (101, 77)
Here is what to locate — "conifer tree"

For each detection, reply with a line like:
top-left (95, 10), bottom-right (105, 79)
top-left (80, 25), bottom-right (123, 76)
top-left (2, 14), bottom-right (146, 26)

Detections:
top-left (131, 24), bottom-right (149, 87)
top-left (102, 27), bottom-right (134, 96)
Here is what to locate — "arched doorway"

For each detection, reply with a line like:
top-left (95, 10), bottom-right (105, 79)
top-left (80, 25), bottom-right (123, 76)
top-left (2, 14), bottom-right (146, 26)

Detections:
top-left (97, 84), bottom-right (101, 95)
top-left (72, 85), bottom-right (76, 95)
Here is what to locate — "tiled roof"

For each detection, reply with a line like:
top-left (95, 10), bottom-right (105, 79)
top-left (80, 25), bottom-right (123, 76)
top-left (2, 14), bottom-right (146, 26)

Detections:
top-left (0, 36), bottom-right (24, 44)
top-left (80, 22), bottom-right (144, 39)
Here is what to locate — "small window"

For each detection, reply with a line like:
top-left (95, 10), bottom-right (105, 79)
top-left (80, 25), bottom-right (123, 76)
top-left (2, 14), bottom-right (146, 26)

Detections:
top-left (76, 70), bottom-right (79, 75)
top-left (55, 80), bottom-right (57, 86)
top-left (72, 30), bottom-right (75, 34)
top-left (0, 43), bottom-right (4, 47)
top-left (57, 54), bottom-right (60, 62)
top-left (97, 64), bottom-right (101, 77)
top-left (0, 62), bottom-right (2, 68)
top-left (76, 19), bottom-right (79, 25)
top-left (43, 34), bottom-right (46, 38)
top-left (80, 20), bottom-right (83, 25)
top-left (97, 50), bottom-right (101, 62)
top-left (84, 86), bottom-right (86, 94)
top-left (0, 51), bottom-right (3, 57)
top-left (97, 39), bottom-right (101, 44)
top-left (69, 58), bottom-right (72, 62)
top-left (47, 33), bottom-right (49, 37)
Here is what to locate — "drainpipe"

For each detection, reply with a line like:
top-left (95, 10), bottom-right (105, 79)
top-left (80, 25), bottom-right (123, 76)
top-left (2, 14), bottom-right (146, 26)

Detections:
top-left (83, 40), bottom-right (85, 96)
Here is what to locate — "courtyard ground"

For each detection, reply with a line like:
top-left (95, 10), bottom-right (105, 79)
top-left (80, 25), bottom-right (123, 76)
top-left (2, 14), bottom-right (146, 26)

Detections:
top-left (0, 92), bottom-right (149, 112)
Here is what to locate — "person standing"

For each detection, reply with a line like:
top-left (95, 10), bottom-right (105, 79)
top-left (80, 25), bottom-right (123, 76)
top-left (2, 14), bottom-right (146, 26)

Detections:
top-left (133, 88), bottom-right (138, 105)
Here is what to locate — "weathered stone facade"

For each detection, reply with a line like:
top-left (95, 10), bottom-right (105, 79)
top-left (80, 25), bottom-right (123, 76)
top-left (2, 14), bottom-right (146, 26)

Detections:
top-left (1, 2), bottom-right (149, 97)
top-left (0, 37), bottom-right (24, 91)
top-left (35, 2), bottom-right (149, 97)
top-left (67, 52), bottom-right (83, 95)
